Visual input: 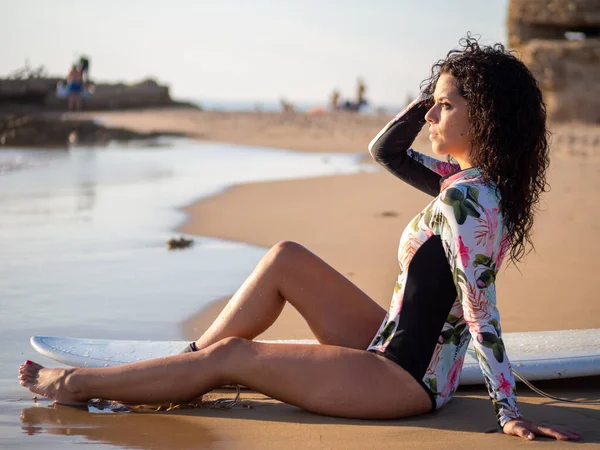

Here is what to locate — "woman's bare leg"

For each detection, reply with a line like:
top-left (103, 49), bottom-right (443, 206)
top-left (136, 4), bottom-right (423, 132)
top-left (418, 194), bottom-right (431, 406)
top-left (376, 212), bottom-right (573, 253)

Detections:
top-left (19, 338), bottom-right (432, 419)
top-left (195, 241), bottom-right (386, 350)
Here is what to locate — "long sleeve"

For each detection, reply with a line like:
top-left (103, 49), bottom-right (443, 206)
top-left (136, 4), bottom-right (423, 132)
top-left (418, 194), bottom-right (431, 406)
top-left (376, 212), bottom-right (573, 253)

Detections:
top-left (436, 183), bottom-right (521, 428)
top-left (368, 94), bottom-right (459, 197)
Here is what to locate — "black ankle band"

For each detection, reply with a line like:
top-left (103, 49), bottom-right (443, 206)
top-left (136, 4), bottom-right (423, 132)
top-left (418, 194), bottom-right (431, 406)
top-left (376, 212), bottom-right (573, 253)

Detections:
top-left (181, 342), bottom-right (198, 353)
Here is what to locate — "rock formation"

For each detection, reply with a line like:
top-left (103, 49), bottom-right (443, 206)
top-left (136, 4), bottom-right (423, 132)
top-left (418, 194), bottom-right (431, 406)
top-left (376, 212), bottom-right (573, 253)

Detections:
top-left (0, 114), bottom-right (185, 148)
top-left (507, 0), bottom-right (600, 123)
top-left (0, 77), bottom-right (193, 112)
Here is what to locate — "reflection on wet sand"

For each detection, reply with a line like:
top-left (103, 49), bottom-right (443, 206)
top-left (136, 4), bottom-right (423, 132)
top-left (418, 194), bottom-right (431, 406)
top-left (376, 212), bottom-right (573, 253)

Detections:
top-left (21, 404), bottom-right (217, 449)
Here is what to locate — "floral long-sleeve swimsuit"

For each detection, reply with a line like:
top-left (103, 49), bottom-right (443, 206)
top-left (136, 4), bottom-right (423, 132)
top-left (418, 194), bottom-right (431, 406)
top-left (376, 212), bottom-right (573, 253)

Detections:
top-left (365, 94), bottom-right (521, 428)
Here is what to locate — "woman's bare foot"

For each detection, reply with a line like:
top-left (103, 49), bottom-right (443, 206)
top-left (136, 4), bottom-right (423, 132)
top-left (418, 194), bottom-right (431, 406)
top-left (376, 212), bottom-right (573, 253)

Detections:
top-left (18, 361), bottom-right (87, 405)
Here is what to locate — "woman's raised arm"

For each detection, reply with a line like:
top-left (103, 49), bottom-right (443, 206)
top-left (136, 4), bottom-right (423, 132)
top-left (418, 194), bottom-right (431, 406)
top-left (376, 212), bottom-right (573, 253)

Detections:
top-left (369, 93), bottom-right (458, 197)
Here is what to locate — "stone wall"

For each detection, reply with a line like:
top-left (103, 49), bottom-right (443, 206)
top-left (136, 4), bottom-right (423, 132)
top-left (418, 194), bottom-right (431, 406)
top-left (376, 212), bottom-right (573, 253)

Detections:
top-left (0, 77), bottom-right (190, 112)
top-left (508, 0), bottom-right (600, 123)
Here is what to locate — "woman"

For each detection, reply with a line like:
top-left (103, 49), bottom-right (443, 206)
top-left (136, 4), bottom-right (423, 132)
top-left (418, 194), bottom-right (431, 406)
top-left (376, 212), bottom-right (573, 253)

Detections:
top-left (19, 38), bottom-right (579, 441)
top-left (66, 63), bottom-right (83, 112)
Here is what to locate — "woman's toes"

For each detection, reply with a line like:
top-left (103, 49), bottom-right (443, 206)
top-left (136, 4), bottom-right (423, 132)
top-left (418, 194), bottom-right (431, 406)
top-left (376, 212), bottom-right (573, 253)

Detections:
top-left (19, 369), bottom-right (33, 379)
top-left (25, 361), bottom-right (44, 371)
top-left (20, 361), bottom-right (43, 377)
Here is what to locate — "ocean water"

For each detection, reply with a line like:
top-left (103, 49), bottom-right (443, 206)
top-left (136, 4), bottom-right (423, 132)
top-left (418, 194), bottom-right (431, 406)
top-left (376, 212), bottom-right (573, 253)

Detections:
top-left (0, 138), bottom-right (376, 449)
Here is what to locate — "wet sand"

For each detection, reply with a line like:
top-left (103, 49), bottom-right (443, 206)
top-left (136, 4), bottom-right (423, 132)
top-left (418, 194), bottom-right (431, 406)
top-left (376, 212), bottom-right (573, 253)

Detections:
top-left (66, 108), bottom-right (600, 447)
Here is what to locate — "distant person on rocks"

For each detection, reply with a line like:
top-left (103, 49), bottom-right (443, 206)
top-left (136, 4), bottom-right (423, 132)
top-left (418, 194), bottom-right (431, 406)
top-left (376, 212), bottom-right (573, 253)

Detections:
top-left (338, 78), bottom-right (368, 112)
top-left (78, 56), bottom-right (90, 84)
top-left (356, 77), bottom-right (367, 108)
top-left (66, 64), bottom-right (83, 112)
top-left (330, 89), bottom-right (340, 111)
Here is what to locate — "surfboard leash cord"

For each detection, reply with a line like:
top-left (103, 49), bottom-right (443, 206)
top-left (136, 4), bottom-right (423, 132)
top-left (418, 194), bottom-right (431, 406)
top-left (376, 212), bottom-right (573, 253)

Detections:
top-left (511, 369), bottom-right (600, 405)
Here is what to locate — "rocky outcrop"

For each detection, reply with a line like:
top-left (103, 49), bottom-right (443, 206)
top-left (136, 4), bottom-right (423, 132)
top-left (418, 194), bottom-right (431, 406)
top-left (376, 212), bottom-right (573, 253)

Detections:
top-left (0, 114), bottom-right (185, 148)
top-left (0, 77), bottom-right (194, 112)
top-left (507, 0), bottom-right (600, 123)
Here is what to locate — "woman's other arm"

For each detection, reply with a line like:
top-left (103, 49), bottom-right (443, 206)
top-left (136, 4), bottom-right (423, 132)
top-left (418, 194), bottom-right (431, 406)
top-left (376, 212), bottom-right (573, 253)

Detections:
top-left (437, 185), bottom-right (579, 440)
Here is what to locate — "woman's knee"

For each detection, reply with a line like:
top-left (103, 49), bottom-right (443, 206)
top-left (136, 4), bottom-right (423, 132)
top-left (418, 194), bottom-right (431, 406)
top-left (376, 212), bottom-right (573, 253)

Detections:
top-left (265, 241), bottom-right (310, 267)
top-left (209, 337), bottom-right (254, 384)
top-left (210, 337), bottom-right (252, 363)
top-left (272, 240), bottom-right (307, 256)
top-left (213, 336), bottom-right (249, 351)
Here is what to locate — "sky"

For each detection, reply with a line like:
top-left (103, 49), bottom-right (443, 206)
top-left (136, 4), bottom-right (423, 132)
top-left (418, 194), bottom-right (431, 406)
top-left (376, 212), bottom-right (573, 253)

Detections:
top-left (2, 0), bottom-right (509, 107)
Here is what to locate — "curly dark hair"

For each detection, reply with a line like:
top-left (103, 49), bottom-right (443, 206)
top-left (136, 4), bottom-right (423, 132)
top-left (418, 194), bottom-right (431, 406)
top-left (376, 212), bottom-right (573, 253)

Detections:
top-left (421, 35), bottom-right (550, 266)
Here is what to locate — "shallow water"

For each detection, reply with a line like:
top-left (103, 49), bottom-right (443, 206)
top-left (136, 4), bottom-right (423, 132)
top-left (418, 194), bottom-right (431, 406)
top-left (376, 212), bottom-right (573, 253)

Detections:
top-left (0, 138), bottom-right (375, 448)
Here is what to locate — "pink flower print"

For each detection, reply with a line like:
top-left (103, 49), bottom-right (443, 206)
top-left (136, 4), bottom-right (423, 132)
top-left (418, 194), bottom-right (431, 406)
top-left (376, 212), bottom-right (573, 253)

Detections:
top-left (457, 236), bottom-right (470, 267)
top-left (483, 208), bottom-right (499, 255)
top-left (476, 332), bottom-right (484, 344)
top-left (436, 161), bottom-right (460, 177)
top-left (441, 358), bottom-right (463, 399)
top-left (489, 208), bottom-right (499, 231)
top-left (497, 373), bottom-right (512, 397)
top-left (495, 235), bottom-right (511, 266)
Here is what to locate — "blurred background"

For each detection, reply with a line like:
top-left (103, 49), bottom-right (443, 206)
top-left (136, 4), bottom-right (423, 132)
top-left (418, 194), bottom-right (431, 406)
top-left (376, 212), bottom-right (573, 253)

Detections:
top-left (1, 0), bottom-right (511, 112)
top-left (1, 1), bottom-right (599, 449)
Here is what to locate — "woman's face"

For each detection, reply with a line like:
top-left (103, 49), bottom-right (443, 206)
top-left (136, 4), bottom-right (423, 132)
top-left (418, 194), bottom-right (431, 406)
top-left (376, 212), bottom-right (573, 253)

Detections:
top-left (424, 73), bottom-right (473, 167)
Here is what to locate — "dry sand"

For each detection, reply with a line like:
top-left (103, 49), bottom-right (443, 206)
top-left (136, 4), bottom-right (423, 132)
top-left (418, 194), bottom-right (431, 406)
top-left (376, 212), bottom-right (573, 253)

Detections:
top-left (73, 108), bottom-right (600, 447)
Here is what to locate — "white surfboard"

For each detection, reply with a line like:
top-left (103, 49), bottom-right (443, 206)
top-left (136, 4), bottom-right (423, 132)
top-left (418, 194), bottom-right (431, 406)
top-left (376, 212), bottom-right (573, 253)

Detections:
top-left (31, 329), bottom-right (600, 386)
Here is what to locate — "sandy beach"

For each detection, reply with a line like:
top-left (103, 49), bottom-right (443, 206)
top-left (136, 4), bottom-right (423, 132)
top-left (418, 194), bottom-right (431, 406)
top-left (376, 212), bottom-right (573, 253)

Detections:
top-left (69, 107), bottom-right (600, 448)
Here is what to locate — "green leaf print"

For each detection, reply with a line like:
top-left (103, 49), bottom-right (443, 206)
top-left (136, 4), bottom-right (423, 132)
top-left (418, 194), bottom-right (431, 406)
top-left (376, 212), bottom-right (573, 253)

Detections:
top-left (446, 314), bottom-right (460, 325)
top-left (451, 323), bottom-right (467, 345)
top-left (440, 328), bottom-right (455, 342)
top-left (466, 186), bottom-right (480, 204)
top-left (493, 398), bottom-right (511, 414)
top-left (474, 346), bottom-right (493, 375)
top-left (377, 320), bottom-right (397, 345)
top-left (479, 332), bottom-right (501, 346)
top-left (442, 188), bottom-right (481, 225)
top-left (472, 254), bottom-right (497, 288)
top-left (477, 269), bottom-right (496, 288)
top-left (479, 333), bottom-right (506, 363)
top-left (488, 319), bottom-right (500, 334)
top-left (431, 212), bottom-right (448, 235)
top-left (424, 377), bottom-right (439, 395)
top-left (497, 338), bottom-right (506, 354)
top-left (410, 212), bottom-right (424, 232)
top-left (453, 203), bottom-right (467, 225)
top-left (393, 281), bottom-right (403, 294)
top-left (452, 268), bottom-right (468, 302)
top-left (423, 205), bottom-right (433, 227)
top-left (462, 201), bottom-right (479, 219)
top-left (473, 254), bottom-right (493, 267)
top-left (441, 321), bottom-right (467, 345)
top-left (444, 188), bottom-right (464, 202)
top-left (492, 344), bottom-right (505, 363)
top-left (455, 268), bottom-right (468, 284)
